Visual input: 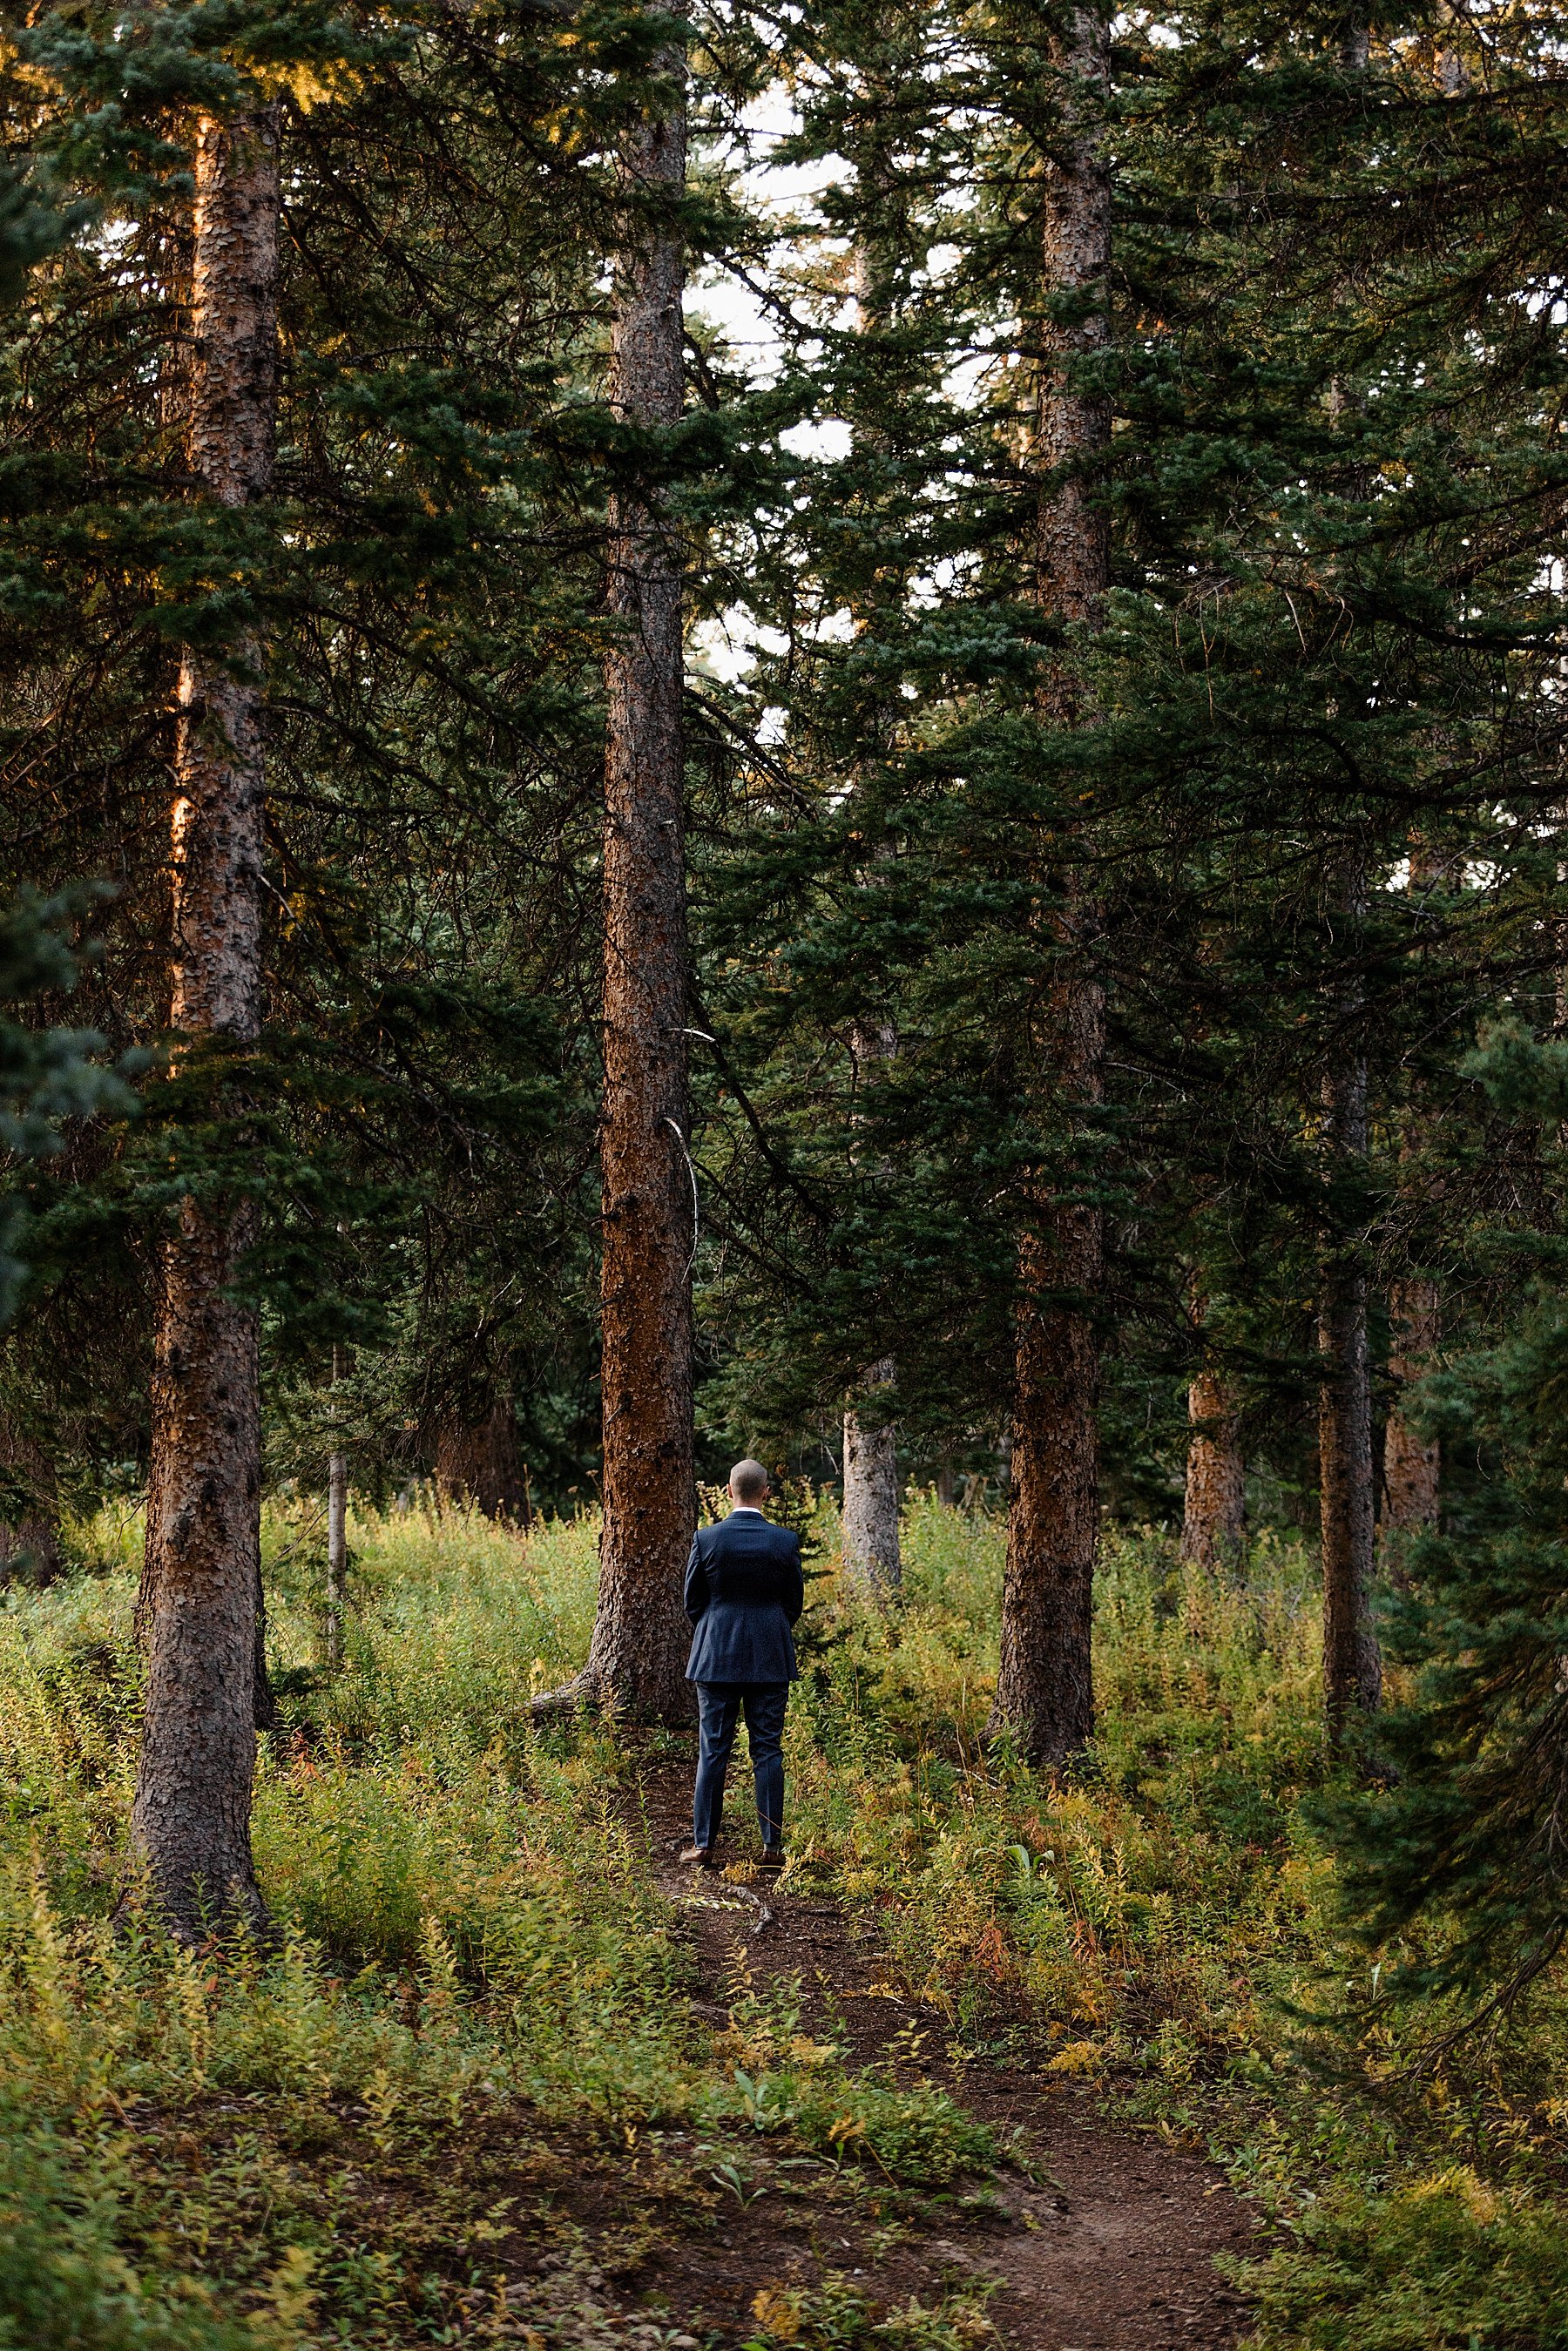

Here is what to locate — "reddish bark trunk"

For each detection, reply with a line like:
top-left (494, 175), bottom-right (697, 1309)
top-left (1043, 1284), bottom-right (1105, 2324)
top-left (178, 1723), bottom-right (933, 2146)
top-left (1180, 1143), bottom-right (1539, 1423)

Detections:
top-left (994, 956), bottom-right (1105, 1763)
top-left (1381, 1274), bottom-right (1440, 1544)
top-left (1379, 841), bottom-right (1441, 1568)
top-left (1182, 1370), bottom-right (1246, 1569)
top-left (582, 18), bottom-right (694, 1720)
top-left (436, 1397), bottom-right (530, 1522)
top-left (991, 6), bottom-right (1110, 1767)
top-left (1320, 1057), bottom-right (1382, 1741)
top-left (0, 1423), bottom-right (62, 1584)
top-left (128, 106), bottom-right (280, 1936)
top-left (0, 1511), bottom-right (61, 1584)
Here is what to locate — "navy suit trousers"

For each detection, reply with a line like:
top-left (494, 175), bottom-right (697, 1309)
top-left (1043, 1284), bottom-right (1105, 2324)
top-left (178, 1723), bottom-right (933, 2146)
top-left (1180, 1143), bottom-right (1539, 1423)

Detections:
top-left (693, 1681), bottom-right (788, 1851)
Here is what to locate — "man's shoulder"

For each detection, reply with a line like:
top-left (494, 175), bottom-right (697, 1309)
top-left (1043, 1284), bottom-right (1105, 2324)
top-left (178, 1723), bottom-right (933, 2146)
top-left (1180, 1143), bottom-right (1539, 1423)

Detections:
top-left (706, 1513), bottom-right (797, 1550)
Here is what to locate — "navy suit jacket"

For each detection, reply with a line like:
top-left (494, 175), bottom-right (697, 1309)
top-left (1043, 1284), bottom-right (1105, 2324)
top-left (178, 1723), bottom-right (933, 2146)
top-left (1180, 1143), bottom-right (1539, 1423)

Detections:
top-left (685, 1510), bottom-right (804, 1685)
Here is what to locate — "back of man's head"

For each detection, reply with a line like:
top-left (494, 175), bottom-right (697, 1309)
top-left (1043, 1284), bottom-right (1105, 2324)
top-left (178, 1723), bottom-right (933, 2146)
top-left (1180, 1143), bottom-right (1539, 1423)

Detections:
top-left (729, 1458), bottom-right (769, 1507)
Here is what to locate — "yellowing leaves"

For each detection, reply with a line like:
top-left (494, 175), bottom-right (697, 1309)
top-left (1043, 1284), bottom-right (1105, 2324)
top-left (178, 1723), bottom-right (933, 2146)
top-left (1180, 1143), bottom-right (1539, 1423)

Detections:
top-left (253, 59), bottom-right (366, 112)
top-left (751, 2285), bottom-right (803, 2341)
top-left (1044, 2037), bottom-right (1102, 2076)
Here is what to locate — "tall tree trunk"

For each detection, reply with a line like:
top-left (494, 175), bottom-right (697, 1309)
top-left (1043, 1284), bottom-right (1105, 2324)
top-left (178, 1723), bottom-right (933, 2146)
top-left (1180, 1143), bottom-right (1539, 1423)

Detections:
top-left (1381, 1275), bottom-right (1439, 1540)
top-left (991, 5), bottom-right (1111, 1767)
top-left (435, 1396), bottom-right (530, 1520)
top-left (0, 1509), bottom-right (60, 1584)
top-left (1380, 841), bottom-right (1442, 1565)
top-left (1318, 0), bottom-right (1379, 1731)
top-left (1182, 1369), bottom-right (1246, 1569)
top-left (1181, 1280), bottom-right (1246, 1568)
top-left (836, 141), bottom-right (905, 1599)
top-left (128, 105), bottom-right (280, 1936)
top-left (0, 1422), bottom-right (62, 1585)
top-left (841, 1016), bottom-right (901, 1596)
top-left (581, 16), bottom-right (693, 1720)
top-left (843, 1357), bottom-right (901, 1596)
top-left (1320, 1046), bottom-right (1382, 1740)
top-left (325, 1447), bottom-right (347, 1672)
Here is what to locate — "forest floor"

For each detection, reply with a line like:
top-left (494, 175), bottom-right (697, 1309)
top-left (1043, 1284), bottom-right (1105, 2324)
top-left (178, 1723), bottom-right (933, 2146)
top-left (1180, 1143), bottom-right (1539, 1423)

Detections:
top-left (12, 1497), bottom-right (1568, 2351)
top-left (625, 1755), bottom-right (1261, 2351)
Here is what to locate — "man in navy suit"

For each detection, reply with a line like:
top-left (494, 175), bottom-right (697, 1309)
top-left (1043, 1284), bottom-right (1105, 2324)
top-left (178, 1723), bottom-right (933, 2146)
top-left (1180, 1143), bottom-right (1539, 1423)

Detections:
top-left (680, 1458), bottom-right (804, 1872)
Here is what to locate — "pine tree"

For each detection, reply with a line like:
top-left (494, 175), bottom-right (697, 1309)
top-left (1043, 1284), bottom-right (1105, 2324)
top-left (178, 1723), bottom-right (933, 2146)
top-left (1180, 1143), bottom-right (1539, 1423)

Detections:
top-left (1181, 1366), bottom-right (1246, 1570)
top-left (1380, 847), bottom-right (1446, 1564)
top-left (578, 0), bottom-right (696, 1721)
top-left (991, 0), bottom-right (1112, 1766)
top-left (1327, 1027), bottom-right (1568, 2017)
top-left (835, 37), bottom-right (916, 1601)
top-left (123, 94), bottom-right (283, 1930)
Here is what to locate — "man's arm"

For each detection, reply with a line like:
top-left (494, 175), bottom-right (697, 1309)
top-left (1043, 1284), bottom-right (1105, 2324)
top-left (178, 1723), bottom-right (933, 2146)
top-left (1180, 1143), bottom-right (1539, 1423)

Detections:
top-left (780, 1531), bottom-right (804, 1624)
top-left (684, 1531), bottom-right (710, 1625)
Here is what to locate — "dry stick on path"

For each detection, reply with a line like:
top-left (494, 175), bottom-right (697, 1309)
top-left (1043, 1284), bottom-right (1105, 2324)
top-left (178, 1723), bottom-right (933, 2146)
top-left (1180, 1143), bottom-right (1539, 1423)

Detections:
top-left (128, 105), bottom-right (282, 1936)
top-left (990, 5), bottom-right (1111, 1767)
top-left (537, 13), bottom-right (694, 1723)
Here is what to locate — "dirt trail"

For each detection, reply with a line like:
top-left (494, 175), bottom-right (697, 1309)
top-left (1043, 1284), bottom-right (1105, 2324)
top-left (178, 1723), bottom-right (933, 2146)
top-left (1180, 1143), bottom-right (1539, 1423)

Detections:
top-left (638, 1762), bottom-right (1260, 2351)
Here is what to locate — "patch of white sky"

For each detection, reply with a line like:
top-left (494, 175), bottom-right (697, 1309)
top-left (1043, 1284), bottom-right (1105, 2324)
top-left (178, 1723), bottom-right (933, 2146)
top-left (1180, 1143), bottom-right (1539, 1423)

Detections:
top-left (688, 77), bottom-right (844, 688)
top-left (688, 68), bottom-right (983, 692)
top-left (693, 28), bottom-right (1236, 705)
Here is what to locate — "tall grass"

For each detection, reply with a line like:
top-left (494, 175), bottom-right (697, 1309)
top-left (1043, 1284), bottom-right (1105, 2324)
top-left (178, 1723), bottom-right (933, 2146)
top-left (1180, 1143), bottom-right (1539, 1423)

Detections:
top-left (0, 1493), bottom-right (1007, 2347)
top-left (4, 1489), bottom-right (1568, 2346)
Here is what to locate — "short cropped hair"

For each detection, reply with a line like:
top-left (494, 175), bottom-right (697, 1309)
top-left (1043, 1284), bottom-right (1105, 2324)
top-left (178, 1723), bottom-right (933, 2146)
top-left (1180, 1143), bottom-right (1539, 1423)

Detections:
top-left (729, 1457), bottom-right (769, 1504)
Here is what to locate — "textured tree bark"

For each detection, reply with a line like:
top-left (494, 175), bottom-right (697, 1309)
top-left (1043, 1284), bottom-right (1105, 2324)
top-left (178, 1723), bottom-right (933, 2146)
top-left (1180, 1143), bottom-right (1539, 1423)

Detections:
top-left (128, 105), bottom-right (280, 1936)
top-left (1380, 841), bottom-right (1442, 1568)
top-left (842, 1357), bottom-right (901, 1597)
top-left (435, 1397), bottom-right (530, 1521)
top-left (325, 1449), bottom-right (347, 1672)
top-left (1381, 1277), bottom-right (1440, 1541)
top-left (0, 1423), bottom-right (62, 1584)
top-left (1319, 1053), bottom-right (1382, 1740)
top-left (991, 5), bottom-right (1110, 1767)
top-left (993, 962), bottom-right (1104, 1764)
top-left (0, 1510), bottom-right (61, 1584)
top-left (1182, 1369), bottom-right (1246, 1569)
top-left (836, 144), bottom-right (905, 1600)
top-left (841, 1017), bottom-right (901, 1596)
top-left (577, 15), bottom-right (694, 1721)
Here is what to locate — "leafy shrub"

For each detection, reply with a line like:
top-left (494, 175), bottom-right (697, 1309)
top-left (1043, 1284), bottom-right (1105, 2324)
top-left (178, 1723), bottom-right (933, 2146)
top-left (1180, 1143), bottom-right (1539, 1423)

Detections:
top-left (0, 2112), bottom-right (256, 2349)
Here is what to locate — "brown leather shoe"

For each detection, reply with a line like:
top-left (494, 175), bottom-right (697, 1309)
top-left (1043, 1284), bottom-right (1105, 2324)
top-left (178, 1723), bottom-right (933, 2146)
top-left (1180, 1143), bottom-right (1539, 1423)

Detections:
top-left (758, 1847), bottom-right (787, 1872)
top-left (679, 1843), bottom-right (717, 1869)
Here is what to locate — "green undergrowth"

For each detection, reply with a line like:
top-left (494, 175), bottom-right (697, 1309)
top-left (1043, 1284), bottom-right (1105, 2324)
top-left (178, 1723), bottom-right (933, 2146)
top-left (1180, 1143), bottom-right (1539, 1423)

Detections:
top-left (0, 1497), bottom-right (997, 2348)
top-left (787, 1496), bottom-right (1568, 2351)
top-left (4, 1491), bottom-right (1568, 2345)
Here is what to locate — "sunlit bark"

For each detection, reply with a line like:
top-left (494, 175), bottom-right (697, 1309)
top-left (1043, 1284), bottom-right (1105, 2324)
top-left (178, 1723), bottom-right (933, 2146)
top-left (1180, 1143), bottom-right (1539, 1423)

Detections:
top-left (129, 105), bottom-right (281, 1935)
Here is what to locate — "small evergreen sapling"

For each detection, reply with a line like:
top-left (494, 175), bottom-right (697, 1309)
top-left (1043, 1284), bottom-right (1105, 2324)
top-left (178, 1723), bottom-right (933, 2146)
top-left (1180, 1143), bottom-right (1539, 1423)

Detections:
top-left (1328, 1028), bottom-right (1568, 2020)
